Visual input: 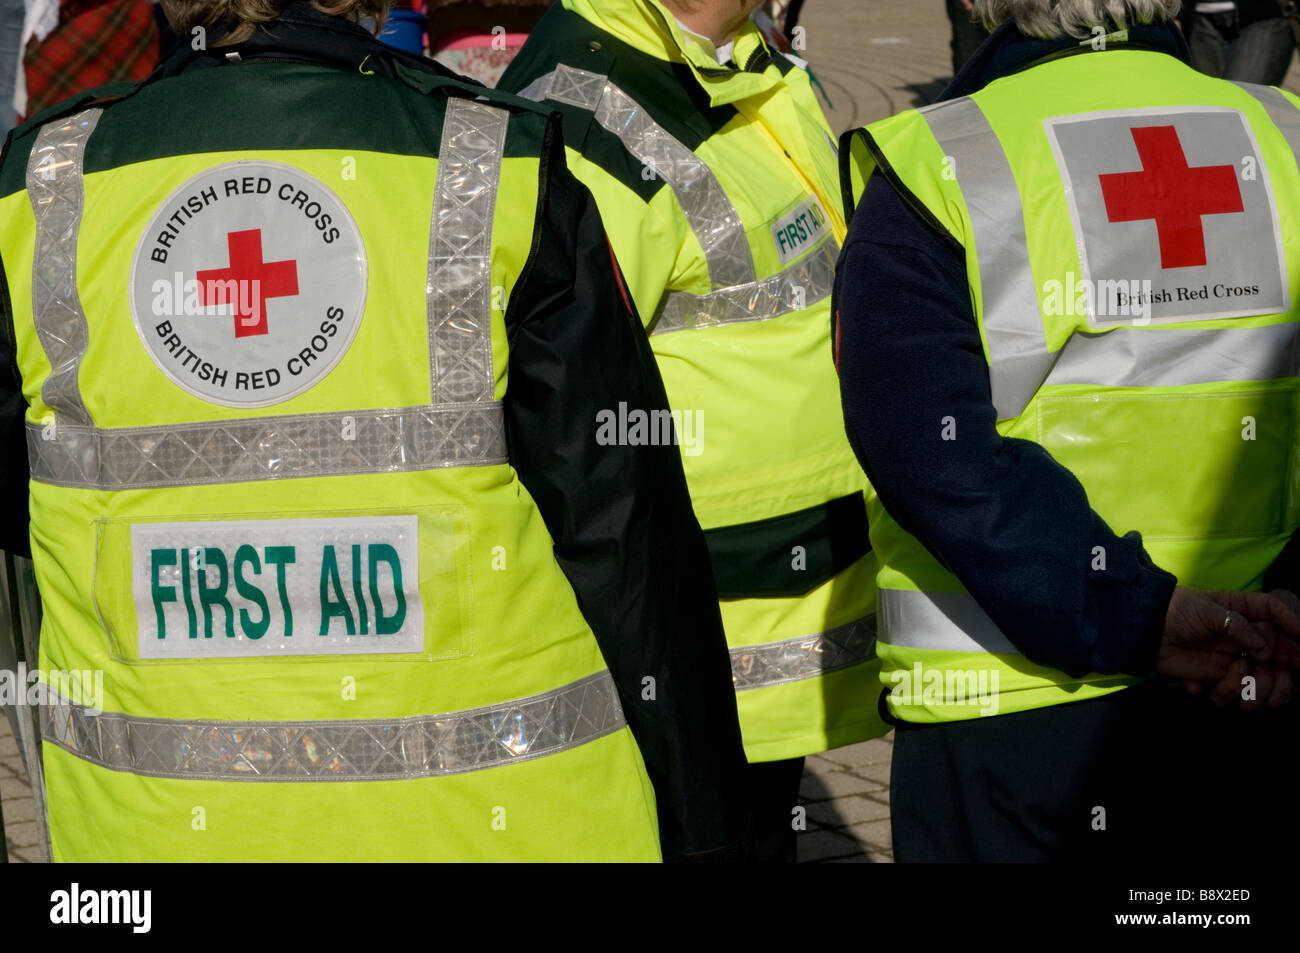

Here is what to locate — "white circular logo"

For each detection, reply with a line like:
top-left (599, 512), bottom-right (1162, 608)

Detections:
top-left (130, 160), bottom-right (367, 408)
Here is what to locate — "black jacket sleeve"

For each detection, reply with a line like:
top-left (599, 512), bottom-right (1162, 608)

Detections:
top-left (502, 127), bottom-right (749, 859)
top-left (835, 172), bottom-right (1174, 679)
top-left (0, 234), bottom-right (30, 558)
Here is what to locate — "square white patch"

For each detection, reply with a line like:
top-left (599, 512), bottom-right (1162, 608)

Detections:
top-left (1044, 106), bottom-right (1288, 326)
top-left (131, 515), bottom-right (423, 659)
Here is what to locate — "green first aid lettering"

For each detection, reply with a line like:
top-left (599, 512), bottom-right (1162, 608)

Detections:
top-left (369, 544), bottom-right (406, 635)
top-left (319, 545), bottom-right (355, 635)
top-left (263, 546), bottom-right (296, 637)
top-left (233, 545), bottom-right (270, 640)
top-left (151, 548), bottom-right (178, 639)
top-left (151, 543), bottom-right (295, 641)
top-left (197, 547), bottom-right (233, 638)
top-left (318, 543), bottom-right (407, 636)
top-left (180, 546), bottom-right (198, 638)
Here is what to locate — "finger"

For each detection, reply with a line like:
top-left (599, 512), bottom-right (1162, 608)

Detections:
top-left (1223, 591), bottom-right (1300, 644)
top-left (1270, 629), bottom-right (1300, 669)
top-left (1209, 658), bottom-right (1250, 708)
top-left (1182, 679), bottom-right (1203, 696)
top-left (1268, 665), bottom-right (1294, 708)
top-left (1251, 591), bottom-right (1300, 642)
top-left (1241, 663), bottom-right (1272, 713)
top-left (1158, 646), bottom-right (1233, 682)
top-left (1224, 611), bottom-right (1272, 660)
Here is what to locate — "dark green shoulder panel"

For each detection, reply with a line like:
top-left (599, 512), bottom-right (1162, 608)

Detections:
top-left (0, 81), bottom-right (141, 198)
top-left (500, 4), bottom-right (741, 205)
top-left (1, 62), bottom-right (555, 199)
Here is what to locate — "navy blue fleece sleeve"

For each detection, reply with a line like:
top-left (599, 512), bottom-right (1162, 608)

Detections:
top-left (834, 172), bottom-right (1174, 679)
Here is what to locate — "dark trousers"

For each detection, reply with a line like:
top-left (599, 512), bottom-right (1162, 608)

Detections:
top-left (1189, 12), bottom-right (1296, 86)
top-left (891, 681), bottom-right (1300, 862)
top-left (946, 0), bottom-right (990, 73)
top-left (747, 755), bottom-right (805, 862)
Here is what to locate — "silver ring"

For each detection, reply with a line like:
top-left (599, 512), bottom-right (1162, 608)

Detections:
top-left (1224, 609), bottom-right (1234, 632)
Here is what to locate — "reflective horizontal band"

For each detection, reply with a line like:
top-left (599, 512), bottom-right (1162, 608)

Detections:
top-left (651, 235), bottom-right (838, 335)
top-left (1044, 321), bottom-right (1300, 389)
top-left (1234, 82), bottom-right (1300, 168)
top-left (28, 108), bottom-right (102, 428)
top-left (25, 103), bottom-right (508, 490)
top-left (877, 589), bottom-right (1017, 656)
top-left (25, 402), bottom-right (506, 489)
top-left (428, 97), bottom-right (506, 404)
top-left (730, 615), bottom-right (876, 691)
top-left (921, 98), bottom-right (1053, 421)
top-left (518, 64), bottom-right (757, 290)
top-left (40, 671), bottom-right (625, 781)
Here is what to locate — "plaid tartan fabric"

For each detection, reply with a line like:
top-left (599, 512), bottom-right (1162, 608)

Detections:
top-left (21, 0), bottom-right (158, 119)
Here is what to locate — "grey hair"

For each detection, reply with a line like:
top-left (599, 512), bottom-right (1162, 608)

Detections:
top-left (973, 0), bottom-right (1182, 40)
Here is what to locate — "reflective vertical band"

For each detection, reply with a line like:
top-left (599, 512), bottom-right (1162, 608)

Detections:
top-left (652, 235), bottom-right (838, 335)
top-left (1044, 321), bottom-right (1300, 389)
top-left (730, 615), bottom-right (876, 691)
top-left (1234, 82), bottom-right (1300, 167)
top-left (429, 97), bottom-right (507, 404)
top-left (877, 589), bottom-right (1017, 656)
top-left (41, 671), bottom-right (625, 781)
top-left (921, 98), bottom-right (1052, 420)
top-left (518, 65), bottom-right (757, 290)
top-left (26, 103), bottom-right (511, 488)
top-left (26, 403), bottom-right (506, 489)
top-left (27, 108), bottom-right (102, 428)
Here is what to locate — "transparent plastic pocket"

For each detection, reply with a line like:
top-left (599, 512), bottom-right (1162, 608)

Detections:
top-left (93, 506), bottom-right (472, 664)
top-left (1036, 387), bottom-right (1298, 541)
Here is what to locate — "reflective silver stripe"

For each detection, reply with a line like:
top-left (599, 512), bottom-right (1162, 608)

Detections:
top-left (25, 403), bottom-right (507, 489)
top-left (652, 234), bottom-right (838, 335)
top-left (40, 671), bottom-right (624, 781)
top-left (921, 98), bottom-right (1052, 421)
top-left (877, 589), bottom-right (1017, 656)
top-left (1045, 321), bottom-right (1300, 389)
top-left (730, 615), bottom-right (876, 691)
top-left (519, 64), bottom-right (756, 289)
top-left (429, 98), bottom-right (507, 404)
top-left (27, 102), bottom-right (511, 488)
top-left (1234, 81), bottom-right (1300, 166)
top-left (27, 108), bottom-right (102, 428)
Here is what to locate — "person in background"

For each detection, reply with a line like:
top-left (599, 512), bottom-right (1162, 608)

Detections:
top-left (0, 0), bottom-right (22, 137)
top-left (426, 0), bottom-right (552, 86)
top-left (1184, 0), bottom-right (1295, 85)
top-left (947, 0), bottom-right (990, 72)
top-left (838, 0), bottom-right (1300, 861)
top-left (19, 0), bottom-right (158, 118)
top-left (501, 0), bottom-right (889, 862)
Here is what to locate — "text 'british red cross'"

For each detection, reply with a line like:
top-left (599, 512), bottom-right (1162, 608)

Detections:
top-left (1098, 125), bottom-right (1244, 269)
top-left (196, 228), bottom-right (300, 337)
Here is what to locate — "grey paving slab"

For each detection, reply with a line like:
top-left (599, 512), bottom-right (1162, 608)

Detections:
top-left (800, 765), bottom-right (888, 800)
top-left (798, 827), bottom-right (868, 862)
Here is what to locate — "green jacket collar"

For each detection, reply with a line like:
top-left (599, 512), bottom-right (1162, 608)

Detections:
top-left (562, 0), bottom-right (779, 106)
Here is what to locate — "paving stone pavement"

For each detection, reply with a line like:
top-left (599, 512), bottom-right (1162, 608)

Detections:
top-left (4, 0), bottom-right (1299, 865)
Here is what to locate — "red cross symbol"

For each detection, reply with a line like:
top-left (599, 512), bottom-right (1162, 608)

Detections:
top-left (196, 229), bottom-right (299, 337)
top-left (1098, 125), bottom-right (1244, 270)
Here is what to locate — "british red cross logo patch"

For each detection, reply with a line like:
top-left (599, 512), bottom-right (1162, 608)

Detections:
top-left (1045, 107), bottom-right (1287, 326)
top-left (1098, 125), bottom-right (1245, 270)
top-left (130, 160), bottom-right (368, 407)
top-left (196, 229), bottom-right (300, 338)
